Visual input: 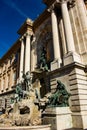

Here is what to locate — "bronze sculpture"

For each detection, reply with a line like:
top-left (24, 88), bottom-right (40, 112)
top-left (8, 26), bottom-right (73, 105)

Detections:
top-left (39, 47), bottom-right (48, 71)
top-left (48, 80), bottom-right (71, 107)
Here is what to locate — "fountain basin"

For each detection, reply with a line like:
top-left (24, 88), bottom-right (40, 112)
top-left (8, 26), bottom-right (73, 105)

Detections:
top-left (0, 124), bottom-right (51, 130)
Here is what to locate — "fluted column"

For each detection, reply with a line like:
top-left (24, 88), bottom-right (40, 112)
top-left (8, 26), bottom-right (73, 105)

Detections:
top-left (24, 33), bottom-right (31, 74)
top-left (77, 0), bottom-right (87, 29)
top-left (61, 0), bottom-right (75, 52)
top-left (19, 37), bottom-right (24, 79)
top-left (76, 0), bottom-right (87, 56)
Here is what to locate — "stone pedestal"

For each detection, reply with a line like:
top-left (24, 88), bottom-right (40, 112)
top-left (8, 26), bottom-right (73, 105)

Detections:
top-left (42, 107), bottom-right (72, 130)
top-left (72, 112), bottom-right (87, 129)
top-left (51, 59), bottom-right (61, 71)
top-left (64, 52), bottom-right (81, 66)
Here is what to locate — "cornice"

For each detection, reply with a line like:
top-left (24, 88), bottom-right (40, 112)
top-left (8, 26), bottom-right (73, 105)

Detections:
top-left (17, 18), bottom-right (33, 36)
top-left (0, 39), bottom-right (20, 65)
top-left (43, 0), bottom-right (56, 6)
top-left (33, 9), bottom-right (50, 32)
top-left (0, 89), bottom-right (15, 96)
top-left (48, 62), bottom-right (85, 76)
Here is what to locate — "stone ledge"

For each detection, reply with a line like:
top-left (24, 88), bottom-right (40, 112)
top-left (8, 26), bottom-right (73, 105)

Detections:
top-left (0, 125), bottom-right (51, 130)
top-left (67, 128), bottom-right (83, 130)
top-left (43, 107), bottom-right (72, 115)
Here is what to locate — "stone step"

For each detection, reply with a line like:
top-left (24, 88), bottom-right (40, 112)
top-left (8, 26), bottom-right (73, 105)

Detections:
top-left (0, 125), bottom-right (51, 130)
top-left (67, 128), bottom-right (83, 130)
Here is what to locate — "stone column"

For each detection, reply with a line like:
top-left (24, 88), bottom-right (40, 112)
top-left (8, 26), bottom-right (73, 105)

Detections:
top-left (60, 0), bottom-right (81, 65)
top-left (49, 7), bottom-right (61, 70)
top-left (51, 9), bottom-right (61, 60)
top-left (59, 19), bottom-right (67, 55)
top-left (19, 37), bottom-right (24, 80)
top-left (24, 33), bottom-right (31, 74)
top-left (61, 0), bottom-right (75, 52)
top-left (31, 36), bottom-right (37, 71)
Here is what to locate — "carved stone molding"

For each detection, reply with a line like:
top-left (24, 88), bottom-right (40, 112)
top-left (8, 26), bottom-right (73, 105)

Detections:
top-left (24, 32), bottom-right (31, 37)
top-left (46, 0), bottom-right (75, 9)
top-left (19, 36), bottom-right (24, 42)
top-left (58, 0), bottom-right (75, 4)
top-left (59, 0), bottom-right (68, 3)
top-left (68, 0), bottom-right (75, 8)
top-left (47, 3), bottom-right (56, 13)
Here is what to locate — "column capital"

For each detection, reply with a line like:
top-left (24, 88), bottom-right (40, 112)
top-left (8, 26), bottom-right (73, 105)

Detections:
top-left (19, 36), bottom-right (24, 41)
top-left (48, 5), bottom-right (54, 12)
top-left (59, 0), bottom-right (68, 4)
top-left (31, 35), bottom-right (36, 43)
top-left (47, 3), bottom-right (57, 13)
top-left (24, 32), bottom-right (32, 37)
top-left (68, 0), bottom-right (75, 8)
top-left (59, 0), bottom-right (75, 4)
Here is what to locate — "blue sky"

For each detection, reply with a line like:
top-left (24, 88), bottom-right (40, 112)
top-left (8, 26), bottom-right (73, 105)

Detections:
top-left (0, 0), bottom-right (46, 58)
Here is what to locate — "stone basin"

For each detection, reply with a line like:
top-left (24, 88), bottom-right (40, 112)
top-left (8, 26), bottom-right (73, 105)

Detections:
top-left (0, 124), bottom-right (51, 130)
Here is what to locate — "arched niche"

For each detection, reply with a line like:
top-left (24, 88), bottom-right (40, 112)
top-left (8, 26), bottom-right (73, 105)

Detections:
top-left (37, 25), bottom-right (53, 69)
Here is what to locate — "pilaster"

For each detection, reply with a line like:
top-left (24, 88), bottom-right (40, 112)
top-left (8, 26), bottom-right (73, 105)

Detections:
top-left (69, 65), bottom-right (87, 129)
top-left (76, 0), bottom-right (87, 30)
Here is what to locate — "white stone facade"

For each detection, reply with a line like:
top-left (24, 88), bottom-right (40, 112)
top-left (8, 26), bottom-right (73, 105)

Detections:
top-left (0, 0), bottom-right (87, 129)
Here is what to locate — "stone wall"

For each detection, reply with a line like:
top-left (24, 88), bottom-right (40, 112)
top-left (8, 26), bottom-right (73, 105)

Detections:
top-left (69, 0), bottom-right (87, 65)
top-left (0, 92), bottom-right (15, 111)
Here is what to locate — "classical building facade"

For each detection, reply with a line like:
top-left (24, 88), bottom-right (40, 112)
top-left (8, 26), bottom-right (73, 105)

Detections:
top-left (0, 0), bottom-right (87, 129)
